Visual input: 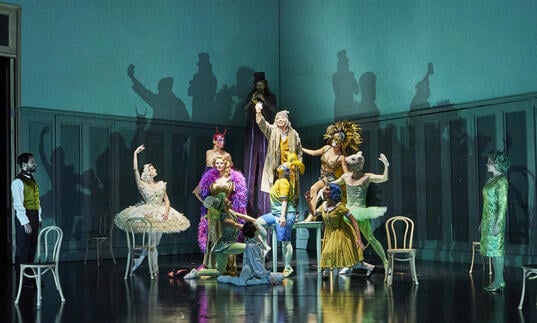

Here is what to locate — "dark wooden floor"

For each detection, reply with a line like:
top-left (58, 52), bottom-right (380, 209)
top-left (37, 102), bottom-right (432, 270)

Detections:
top-left (4, 250), bottom-right (537, 323)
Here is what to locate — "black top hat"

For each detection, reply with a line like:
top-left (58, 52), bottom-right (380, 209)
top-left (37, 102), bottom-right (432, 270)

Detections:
top-left (253, 72), bottom-right (266, 83)
top-left (337, 50), bottom-right (349, 61)
top-left (197, 53), bottom-right (210, 65)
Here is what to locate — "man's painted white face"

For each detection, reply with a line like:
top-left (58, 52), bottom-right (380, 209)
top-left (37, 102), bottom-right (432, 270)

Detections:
top-left (276, 116), bottom-right (288, 129)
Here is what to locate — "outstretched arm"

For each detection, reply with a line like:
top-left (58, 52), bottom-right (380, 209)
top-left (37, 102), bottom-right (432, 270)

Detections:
top-left (255, 103), bottom-right (272, 139)
top-left (368, 153), bottom-right (389, 184)
top-left (331, 172), bottom-right (349, 185)
top-left (223, 217), bottom-right (244, 229)
top-left (229, 209), bottom-right (257, 223)
top-left (302, 146), bottom-right (327, 157)
top-left (133, 145), bottom-right (145, 185)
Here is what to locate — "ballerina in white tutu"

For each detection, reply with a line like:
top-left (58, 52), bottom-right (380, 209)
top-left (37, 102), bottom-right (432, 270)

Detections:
top-left (115, 144), bottom-right (190, 273)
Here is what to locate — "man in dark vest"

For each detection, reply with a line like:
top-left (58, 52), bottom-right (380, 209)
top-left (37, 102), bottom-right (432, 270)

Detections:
top-left (11, 152), bottom-right (42, 287)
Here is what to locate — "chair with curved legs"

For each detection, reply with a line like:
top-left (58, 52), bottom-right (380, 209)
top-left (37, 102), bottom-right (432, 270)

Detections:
top-left (517, 264), bottom-right (537, 309)
top-left (385, 216), bottom-right (419, 286)
top-left (84, 212), bottom-right (116, 265)
top-left (14, 226), bottom-right (66, 308)
top-left (468, 241), bottom-right (492, 275)
top-left (124, 218), bottom-right (156, 279)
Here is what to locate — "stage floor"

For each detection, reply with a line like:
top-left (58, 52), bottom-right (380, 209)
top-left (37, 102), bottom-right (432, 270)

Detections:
top-left (4, 251), bottom-right (536, 322)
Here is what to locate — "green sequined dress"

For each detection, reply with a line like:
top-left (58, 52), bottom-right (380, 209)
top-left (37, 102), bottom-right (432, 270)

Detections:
top-left (480, 175), bottom-right (508, 257)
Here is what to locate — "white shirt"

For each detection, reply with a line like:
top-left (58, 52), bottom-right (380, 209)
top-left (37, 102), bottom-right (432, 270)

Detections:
top-left (11, 176), bottom-right (42, 226)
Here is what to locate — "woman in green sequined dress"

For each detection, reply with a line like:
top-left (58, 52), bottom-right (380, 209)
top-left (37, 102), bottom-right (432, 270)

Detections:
top-left (480, 150), bottom-right (509, 292)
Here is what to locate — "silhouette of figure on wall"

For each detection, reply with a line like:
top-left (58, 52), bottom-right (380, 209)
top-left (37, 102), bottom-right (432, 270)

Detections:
top-left (127, 64), bottom-right (189, 121)
top-left (333, 50), bottom-right (359, 119)
top-left (354, 72), bottom-right (380, 117)
top-left (231, 66), bottom-right (255, 125)
top-left (39, 127), bottom-right (84, 245)
top-left (410, 63), bottom-right (434, 111)
top-left (96, 132), bottom-right (138, 210)
top-left (213, 84), bottom-right (234, 123)
top-left (189, 53), bottom-right (217, 122)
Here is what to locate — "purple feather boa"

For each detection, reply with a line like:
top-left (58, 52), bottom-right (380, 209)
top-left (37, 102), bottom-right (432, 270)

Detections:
top-left (197, 168), bottom-right (247, 252)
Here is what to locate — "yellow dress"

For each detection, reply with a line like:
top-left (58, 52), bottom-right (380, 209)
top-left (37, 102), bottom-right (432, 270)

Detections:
top-left (317, 202), bottom-right (363, 268)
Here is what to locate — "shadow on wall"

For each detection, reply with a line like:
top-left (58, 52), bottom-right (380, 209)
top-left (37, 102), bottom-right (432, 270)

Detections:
top-left (333, 53), bottom-right (454, 119)
top-left (333, 50), bottom-right (380, 120)
top-left (410, 62), bottom-right (434, 111)
top-left (127, 53), bottom-right (258, 126)
top-left (39, 126), bottom-right (100, 252)
top-left (127, 64), bottom-right (189, 121)
top-left (410, 62), bottom-right (452, 111)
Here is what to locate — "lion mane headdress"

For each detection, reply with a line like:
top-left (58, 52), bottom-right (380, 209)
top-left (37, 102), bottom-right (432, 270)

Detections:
top-left (323, 120), bottom-right (362, 156)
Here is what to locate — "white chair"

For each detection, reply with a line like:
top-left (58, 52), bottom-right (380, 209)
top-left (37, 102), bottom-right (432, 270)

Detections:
top-left (517, 264), bottom-right (537, 309)
top-left (385, 216), bottom-right (419, 286)
top-left (124, 218), bottom-right (156, 279)
top-left (84, 213), bottom-right (116, 265)
top-left (468, 241), bottom-right (492, 275)
top-left (14, 226), bottom-right (66, 308)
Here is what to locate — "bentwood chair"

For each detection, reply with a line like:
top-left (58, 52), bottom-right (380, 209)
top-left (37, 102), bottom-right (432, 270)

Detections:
top-left (14, 226), bottom-right (66, 308)
top-left (385, 216), bottom-right (419, 286)
top-left (468, 241), bottom-right (492, 275)
top-left (518, 264), bottom-right (537, 309)
top-left (84, 212), bottom-right (116, 265)
top-left (124, 218), bottom-right (156, 279)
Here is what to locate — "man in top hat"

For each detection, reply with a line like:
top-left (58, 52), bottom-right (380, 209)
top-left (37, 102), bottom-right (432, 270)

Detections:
top-left (246, 71), bottom-right (277, 123)
top-left (188, 52), bottom-right (217, 122)
top-left (243, 72), bottom-right (278, 215)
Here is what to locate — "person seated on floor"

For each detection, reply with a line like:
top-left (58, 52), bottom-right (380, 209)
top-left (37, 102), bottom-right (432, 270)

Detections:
top-left (218, 222), bottom-right (285, 286)
top-left (185, 193), bottom-right (257, 279)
